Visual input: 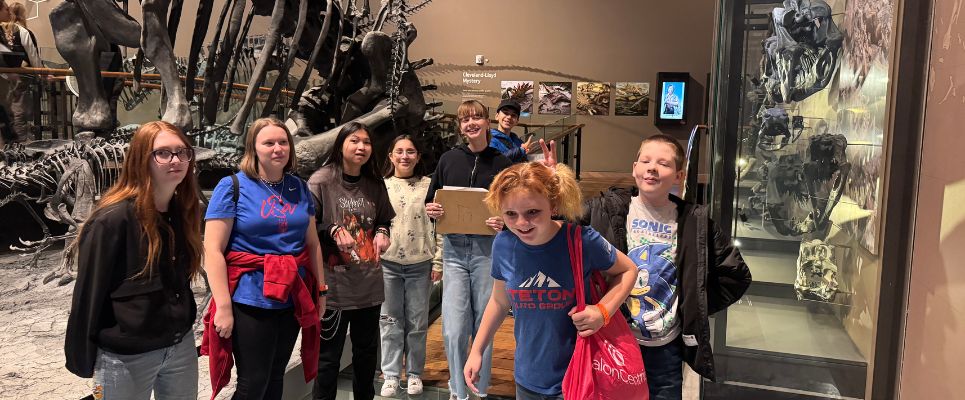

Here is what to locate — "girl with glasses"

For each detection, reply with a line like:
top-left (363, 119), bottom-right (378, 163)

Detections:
top-left (378, 135), bottom-right (442, 397)
top-left (65, 121), bottom-right (203, 399)
top-left (202, 117), bottom-right (325, 400)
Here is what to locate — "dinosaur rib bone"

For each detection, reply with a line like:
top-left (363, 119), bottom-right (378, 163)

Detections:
top-left (230, 0), bottom-right (287, 134)
top-left (262, 0), bottom-right (308, 117)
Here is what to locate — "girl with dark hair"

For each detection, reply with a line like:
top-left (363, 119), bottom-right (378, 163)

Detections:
top-left (65, 121), bottom-right (202, 399)
top-left (202, 117), bottom-right (325, 400)
top-left (378, 135), bottom-right (442, 397)
top-left (307, 121), bottom-right (395, 400)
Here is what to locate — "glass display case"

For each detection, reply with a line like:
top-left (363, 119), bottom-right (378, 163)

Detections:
top-left (704, 0), bottom-right (899, 398)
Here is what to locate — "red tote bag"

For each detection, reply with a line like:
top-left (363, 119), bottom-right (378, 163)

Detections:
top-left (562, 225), bottom-right (649, 400)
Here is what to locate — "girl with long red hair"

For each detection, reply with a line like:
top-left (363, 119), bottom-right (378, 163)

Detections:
top-left (65, 121), bottom-right (203, 399)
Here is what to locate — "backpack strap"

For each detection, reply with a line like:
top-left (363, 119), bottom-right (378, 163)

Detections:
top-left (230, 173), bottom-right (240, 208)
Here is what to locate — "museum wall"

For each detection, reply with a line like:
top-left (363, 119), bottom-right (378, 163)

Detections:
top-left (898, 0), bottom-right (965, 396)
top-left (25, 0), bottom-right (716, 172)
top-left (405, 0), bottom-right (717, 172)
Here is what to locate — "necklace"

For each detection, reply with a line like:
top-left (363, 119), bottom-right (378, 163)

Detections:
top-left (261, 174), bottom-right (286, 204)
top-left (261, 175), bottom-right (284, 186)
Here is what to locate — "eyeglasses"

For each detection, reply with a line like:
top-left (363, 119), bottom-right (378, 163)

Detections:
top-left (152, 148), bottom-right (194, 164)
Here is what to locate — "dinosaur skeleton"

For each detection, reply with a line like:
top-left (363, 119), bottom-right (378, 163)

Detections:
top-left (0, 137), bottom-right (127, 274)
top-left (20, 0), bottom-right (447, 283)
top-left (50, 0), bottom-right (192, 132)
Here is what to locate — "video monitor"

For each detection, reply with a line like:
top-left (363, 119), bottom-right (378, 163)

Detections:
top-left (655, 72), bottom-right (690, 126)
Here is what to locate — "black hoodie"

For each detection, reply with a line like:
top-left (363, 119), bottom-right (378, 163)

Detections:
top-left (424, 144), bottom-right (513, 204)
top-left (577, 187), bottom-right (752, 381)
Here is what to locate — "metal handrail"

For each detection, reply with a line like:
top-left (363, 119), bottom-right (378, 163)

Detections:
top-left (0, 67), bottom-right (294, 96)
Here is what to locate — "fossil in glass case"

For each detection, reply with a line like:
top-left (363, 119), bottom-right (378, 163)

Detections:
top-left (760, 0), bottom-right (843, 104)
top-left (794, 239), bottom-right (839, 301)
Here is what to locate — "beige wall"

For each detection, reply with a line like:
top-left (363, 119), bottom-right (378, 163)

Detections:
top-left (898, 0), bottom-right (965, 397)
top-left (407, 0), bottom-right (716, 172)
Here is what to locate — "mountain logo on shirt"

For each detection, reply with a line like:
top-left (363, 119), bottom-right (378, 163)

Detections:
top-left (519, 271), bottom-right (561, 288)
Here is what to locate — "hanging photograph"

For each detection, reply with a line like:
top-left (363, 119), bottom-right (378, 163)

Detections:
top-left (500, 80), bottom-right (535, 116)
top-left (537, 82), bottom-right (572, 115)
top-left (575, 82), bottom-right (611, 116)
top-left (614, 82), bottom-right (650, 116)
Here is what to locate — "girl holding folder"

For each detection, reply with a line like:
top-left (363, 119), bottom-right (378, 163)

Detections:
top-left (424, 100), bottom-right (512, 400)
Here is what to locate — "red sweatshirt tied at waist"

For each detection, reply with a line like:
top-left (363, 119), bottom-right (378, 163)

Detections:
top-left (200, 250), bottom-right (320, 400)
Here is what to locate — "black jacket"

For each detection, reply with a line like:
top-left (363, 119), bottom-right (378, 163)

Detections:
top-left (425, 144), bottom-right (513, 203)
top-left (65, 200), bottom-right (196, 378)
top-left (578, 187), bottom-right (751, 381)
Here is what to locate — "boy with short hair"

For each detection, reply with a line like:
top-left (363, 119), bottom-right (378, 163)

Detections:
top-left (579, 134), bottom-right (751, 400)
top-left (489, 99), bottom-right (534, 163)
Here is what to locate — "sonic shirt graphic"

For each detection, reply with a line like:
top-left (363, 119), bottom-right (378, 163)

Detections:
top-left (625, 197), bottom-right (680, 346)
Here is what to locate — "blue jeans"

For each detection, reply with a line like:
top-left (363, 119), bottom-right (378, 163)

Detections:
top-left (442, 234), bottom-right (495, 399)
top-left (92, 333), bottom-right (198, 400)
top-left (380, 259), bottom-right (432, 378)
top-left (515, 384), bottom-right (564, 400)
top-left (640, 338), bottom-right (684, 400)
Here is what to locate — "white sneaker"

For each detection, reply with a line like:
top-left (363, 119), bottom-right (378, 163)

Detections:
top-left (380, 378), bottom-right (400, 397)
top-left (407, 376), bottom-right (424, 395)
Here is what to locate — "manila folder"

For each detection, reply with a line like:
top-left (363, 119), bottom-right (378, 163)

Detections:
top-left (434, 187), bottom-right (493, 236)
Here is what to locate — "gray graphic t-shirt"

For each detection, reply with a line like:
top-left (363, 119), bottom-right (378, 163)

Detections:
top-left (625, 197), bottom-right (680, 346)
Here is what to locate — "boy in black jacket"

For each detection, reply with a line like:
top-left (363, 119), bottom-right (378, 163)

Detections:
top-left (579, 134), bottom-right (751, 400)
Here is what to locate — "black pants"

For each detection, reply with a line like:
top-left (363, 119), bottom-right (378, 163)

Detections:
top-left (231, 303), bottom-right (301, 400)
top-left (313, 305), bottom-right (381, 400)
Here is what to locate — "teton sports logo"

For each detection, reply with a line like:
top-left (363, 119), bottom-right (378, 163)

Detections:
top-left (519, 271), bottom-right (561, 288)
top-left (507, 270), bottom-right (572, 310)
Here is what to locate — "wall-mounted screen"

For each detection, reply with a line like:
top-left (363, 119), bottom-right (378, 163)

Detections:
top-left (655, 72), bottom-right (690, 126)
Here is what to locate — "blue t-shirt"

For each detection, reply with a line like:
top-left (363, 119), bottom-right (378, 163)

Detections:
top-left (491, 223), bottom-right (617, 395)
top-left (205, 173), bottom-right (316, 309)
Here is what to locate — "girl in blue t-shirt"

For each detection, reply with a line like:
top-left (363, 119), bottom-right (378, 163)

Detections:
top-left (464, 160), bottom-right (637, 399)
top-left (203, 117), bottom-right (325, 400)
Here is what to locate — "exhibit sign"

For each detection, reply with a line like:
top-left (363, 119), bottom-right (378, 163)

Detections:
top-left (461, 70), bottom-right (498, 99)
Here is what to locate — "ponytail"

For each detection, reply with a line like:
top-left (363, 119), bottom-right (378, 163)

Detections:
top-left (485, 162), bottom-right (583, 221)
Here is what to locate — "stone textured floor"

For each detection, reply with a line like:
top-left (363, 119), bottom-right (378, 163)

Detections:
top-left (0, 249), bottom-right (248, 400)
top-left (0, 248), bottom-right (702, 400)
top-left (0, 250), bottom-right (91, 399)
